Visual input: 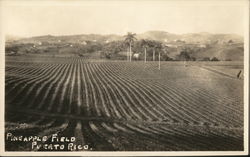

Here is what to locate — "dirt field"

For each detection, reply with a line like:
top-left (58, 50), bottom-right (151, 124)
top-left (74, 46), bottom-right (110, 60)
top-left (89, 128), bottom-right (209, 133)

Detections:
top-left (5, 56), bottom-right (244, 151)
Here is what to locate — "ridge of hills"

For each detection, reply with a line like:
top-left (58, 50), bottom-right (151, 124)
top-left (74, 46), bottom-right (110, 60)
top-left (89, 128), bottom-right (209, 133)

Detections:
top-left (7, 31), bottom-right (243, 44)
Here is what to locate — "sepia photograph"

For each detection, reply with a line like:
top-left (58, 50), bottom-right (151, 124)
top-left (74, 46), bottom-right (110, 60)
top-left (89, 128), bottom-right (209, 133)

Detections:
top-left (0, 0), bottom-right (249, 156)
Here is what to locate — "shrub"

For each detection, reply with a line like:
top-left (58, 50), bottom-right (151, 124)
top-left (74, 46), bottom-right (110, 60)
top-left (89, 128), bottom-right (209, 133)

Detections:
top-left (211, 57), bottom-right (220, 61)
top-left (202, 57), bottom-right (210, 61)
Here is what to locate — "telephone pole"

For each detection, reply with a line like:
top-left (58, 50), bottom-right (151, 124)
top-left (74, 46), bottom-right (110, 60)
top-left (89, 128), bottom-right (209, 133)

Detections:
top-left (158, 52), bottom-right (161, 70)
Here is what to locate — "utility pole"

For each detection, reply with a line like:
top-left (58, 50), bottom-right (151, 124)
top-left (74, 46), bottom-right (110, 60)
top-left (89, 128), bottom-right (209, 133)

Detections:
top-left (158, 52), bottom-right (161, 70)
top-left (153, 49), bottom-right (155, 61)
top-left (129, 42), bottom-right (132, 62)
top-left (127, 48), bottom-right (129, 61)
top-left (144, 48), bottom-right (147, 63)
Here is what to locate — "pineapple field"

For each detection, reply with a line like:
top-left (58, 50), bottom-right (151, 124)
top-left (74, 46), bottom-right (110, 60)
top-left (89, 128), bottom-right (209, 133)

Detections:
top-left (5, 56), bottom-right (244, 151)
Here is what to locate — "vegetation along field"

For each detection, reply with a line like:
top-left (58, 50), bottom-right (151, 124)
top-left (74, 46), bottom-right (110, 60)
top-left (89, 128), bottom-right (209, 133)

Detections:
top-left (5, 55), bottom-right (244, 151)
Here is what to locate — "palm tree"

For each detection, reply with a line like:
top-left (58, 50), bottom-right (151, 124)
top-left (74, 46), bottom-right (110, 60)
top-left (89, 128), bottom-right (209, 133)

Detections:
top-left (140, 39), bottom-right (149, 63)
top-left (124, 32), bottom-right (136, 62)
top-left (147, 40), bottom-right (158, 61)
top-left (152, 41), bottom-right (164, 70)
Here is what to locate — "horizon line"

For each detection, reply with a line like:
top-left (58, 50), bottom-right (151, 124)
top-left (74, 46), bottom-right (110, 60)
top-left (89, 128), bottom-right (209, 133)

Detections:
top-left (5, 30), bottom-right (243, 39)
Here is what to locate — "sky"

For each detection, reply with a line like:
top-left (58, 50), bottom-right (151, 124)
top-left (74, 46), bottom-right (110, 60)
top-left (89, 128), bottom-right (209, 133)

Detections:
top-left (1, 0), bottom-right (248, 37)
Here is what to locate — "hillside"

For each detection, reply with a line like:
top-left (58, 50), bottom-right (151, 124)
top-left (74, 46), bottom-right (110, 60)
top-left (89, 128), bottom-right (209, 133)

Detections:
top-left (10, 34), bottom-right (123, 44)
top-left (191, 44), bottom-right (244, 61)
top-left (8, 31), bottom-right (243, 44)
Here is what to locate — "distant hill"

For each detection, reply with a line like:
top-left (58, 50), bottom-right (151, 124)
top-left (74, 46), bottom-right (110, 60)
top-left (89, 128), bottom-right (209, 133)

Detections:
top-left (136, 31), bottom-right (179, 42)
top-left (11, 34), bottom-right (123, 44)
top-left (5, 35), bottom-right (23, 42)
top-left (8, 30), bottom-right (243, 44)
top-left (137, 31), bottom-right (243, 44)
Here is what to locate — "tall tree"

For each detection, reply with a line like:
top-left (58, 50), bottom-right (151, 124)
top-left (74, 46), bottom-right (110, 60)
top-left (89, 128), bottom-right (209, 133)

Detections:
top-left (124, 32), bottom-right (136, 62)
top-left (140, 39), bottom-right (149, 63)
top-left (156, 43), bottom-right (164, 70)
top-left (147, 40), bottom-right (160, 61)
top-left (150, 41), bottom-right (166, 69)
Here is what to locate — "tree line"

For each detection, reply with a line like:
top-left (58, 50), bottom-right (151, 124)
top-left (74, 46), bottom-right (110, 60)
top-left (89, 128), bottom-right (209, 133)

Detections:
top-left (103, 32), bottom-right (220, 62)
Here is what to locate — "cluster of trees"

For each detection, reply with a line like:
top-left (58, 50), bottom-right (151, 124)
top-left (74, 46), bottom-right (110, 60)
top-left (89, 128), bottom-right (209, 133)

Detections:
top-left (105, 32), bottom-right (220, 62)
top-left (77, 42), bottom-right (102, 54)
top-left (201, 57), bottom-right (220, 61)
top-left (5, 41), bottom-right (103, 55)
top-left (103, 32), bottom-right (170, 61)
top-left (176, 50), bottom-right (196, 61)
top-left (5, 43), bottom-right (39, 55)
top-left (176, 51), bottom-right (220, 61)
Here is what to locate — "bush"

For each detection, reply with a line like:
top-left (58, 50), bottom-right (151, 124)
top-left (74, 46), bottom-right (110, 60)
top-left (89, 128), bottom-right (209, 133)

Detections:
top-left (202, 57), bottom-right (210, 61)
top-left (162, 53), bottom-right (174, 61)
top-left (105, 53), bottom-right (111, 59)
top-left (176, 50), bottom-right (196, 61)
top-left (211, 57), bottom-right (220, 61)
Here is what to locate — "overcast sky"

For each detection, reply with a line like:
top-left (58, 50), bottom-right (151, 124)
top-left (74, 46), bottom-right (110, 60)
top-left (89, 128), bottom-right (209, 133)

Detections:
top-left (1, 0), bottom-right (248, 37)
